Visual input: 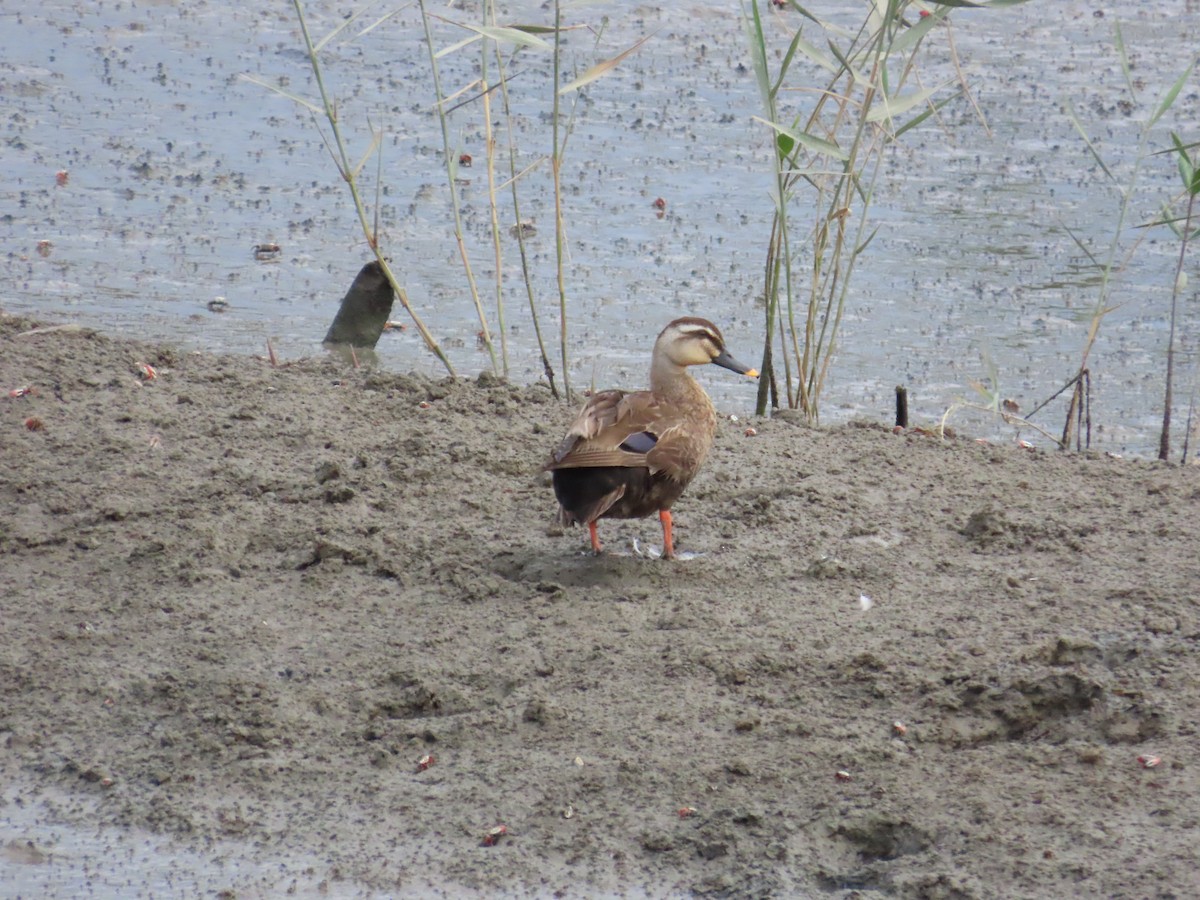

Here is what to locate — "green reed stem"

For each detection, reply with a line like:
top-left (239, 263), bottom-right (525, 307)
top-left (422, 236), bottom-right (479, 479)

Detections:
top-left (291, 0), bottom-right (455, 377)
top-left (417, 0), bottom-right (498, 376)
top-left (493, 42), bottom-right (559, 398)
top-left (551, 0), bottom-right (572, 402)
top-left (1159, 188), bottom-right (1197, 459)
top-left (481, 0), bottom-right (508, 377)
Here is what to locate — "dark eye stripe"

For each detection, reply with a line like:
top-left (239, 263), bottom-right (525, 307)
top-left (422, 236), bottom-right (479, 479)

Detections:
top-left (665, 316), bottom-right (726, 348)
top-left (679, 327), bottom-right (721, 345)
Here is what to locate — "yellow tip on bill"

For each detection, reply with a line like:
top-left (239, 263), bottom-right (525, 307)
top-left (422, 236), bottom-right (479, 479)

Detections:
top-left (745, 369), bottom-right (759, 378)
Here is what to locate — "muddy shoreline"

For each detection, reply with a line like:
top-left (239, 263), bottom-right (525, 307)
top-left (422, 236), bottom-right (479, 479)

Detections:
top-left (2, 313), bottom-right (1198, 898)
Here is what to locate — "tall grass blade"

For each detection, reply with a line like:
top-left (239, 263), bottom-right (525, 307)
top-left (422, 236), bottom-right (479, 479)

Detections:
top-left (443, 73), bottom-right (519, 115)
top-left (865, 84), bottom-right (943, 123)
top-left (238, 74), bottom-right (324, 115)
top-left (855, 224), bottom-right (880, 256)
top-left (355, 7), bottom-right (407, 41)
top-left (788, 3), bottom-right (827, 28)
top-left (890, 92), bottom-right (958, 141)
top-left (771, 30), bottom-right (807, 98)
top-left (1112, 22), bottom-right (1134, 96)
top-left (1059, 220), bottom-right (1102, 268)
top-left (742, 0), bottom-right (774, 110)
top-left (451, 23), bottom-right (554, 52)
top-left (313, 2), bottom-right (377, 53)
top-left (1148, 61), bottom-right (1196, 128)
top-left (889, 11), bottom-right (942, 55)
top-left (436, 77), bottom-right (483, 110)
top-left (1065, 101), bottom-right (1115, 181)
top-left (1172, 132), bottom-right (1195, 187)
top-left (825, 38), bottom-right (867, 86)
top-left (434, 33), bottom-right (482, 58)
top-left (505, 24), bottom-right (560, 35)
top-left (558, 32), bottom-right (654, 93)
top-left (1153, 137), bottom-right (1200, 155)
top-left (788, 34), bottom-right (838, 76)
top-left (350, 128), bottom-right (383, 179)
top-left (752, 116), bottom-right (849, 160)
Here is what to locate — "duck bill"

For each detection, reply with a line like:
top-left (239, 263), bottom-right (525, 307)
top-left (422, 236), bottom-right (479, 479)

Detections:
top-left (712, 350), bottom-right (759, 379)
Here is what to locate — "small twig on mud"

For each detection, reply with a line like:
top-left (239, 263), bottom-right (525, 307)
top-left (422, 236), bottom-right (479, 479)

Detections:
top-left (939, 401), bottom-right (1066, 448)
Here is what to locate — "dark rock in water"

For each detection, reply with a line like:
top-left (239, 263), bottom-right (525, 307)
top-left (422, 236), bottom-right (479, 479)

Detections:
top-left (322, 261), bottom-right (394, 350)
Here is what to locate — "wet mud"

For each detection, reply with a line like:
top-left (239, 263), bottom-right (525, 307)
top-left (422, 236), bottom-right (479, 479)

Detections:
top-left (2, 313), bottom-right (1198, 897)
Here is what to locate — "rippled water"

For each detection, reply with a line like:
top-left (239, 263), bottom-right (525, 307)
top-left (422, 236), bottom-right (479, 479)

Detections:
top-left (3, 0), bottom-right (1199, 458)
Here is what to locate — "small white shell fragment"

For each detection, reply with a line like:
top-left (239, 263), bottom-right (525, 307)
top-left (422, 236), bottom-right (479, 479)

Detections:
top-left (632, 538), bottom-right (697, 561)
top-left (859, 593), bottom-right (874, 612)
top-left (632, 537), bottom-right (659, 558)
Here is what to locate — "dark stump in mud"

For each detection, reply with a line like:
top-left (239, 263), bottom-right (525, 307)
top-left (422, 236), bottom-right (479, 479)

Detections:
top-left (322, 260), bottom-right (394, 350)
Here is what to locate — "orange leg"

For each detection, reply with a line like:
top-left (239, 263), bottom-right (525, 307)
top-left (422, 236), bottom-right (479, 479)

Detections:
top-left (659, 509), bottom-right (676, 559)
top-left (587, 520), bottom-right (603, 555)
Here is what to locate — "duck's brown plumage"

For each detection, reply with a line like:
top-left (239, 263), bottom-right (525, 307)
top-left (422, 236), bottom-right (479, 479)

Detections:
top-left (545, 317), bottom-right (757, 558)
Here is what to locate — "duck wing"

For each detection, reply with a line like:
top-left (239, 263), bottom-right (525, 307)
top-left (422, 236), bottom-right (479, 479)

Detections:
top-left (547, 390), bottom-right (692, 481)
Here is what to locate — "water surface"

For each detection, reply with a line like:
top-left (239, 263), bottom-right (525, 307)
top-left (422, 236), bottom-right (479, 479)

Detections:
top-left (3, 0), bottom-right (1199, 456)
